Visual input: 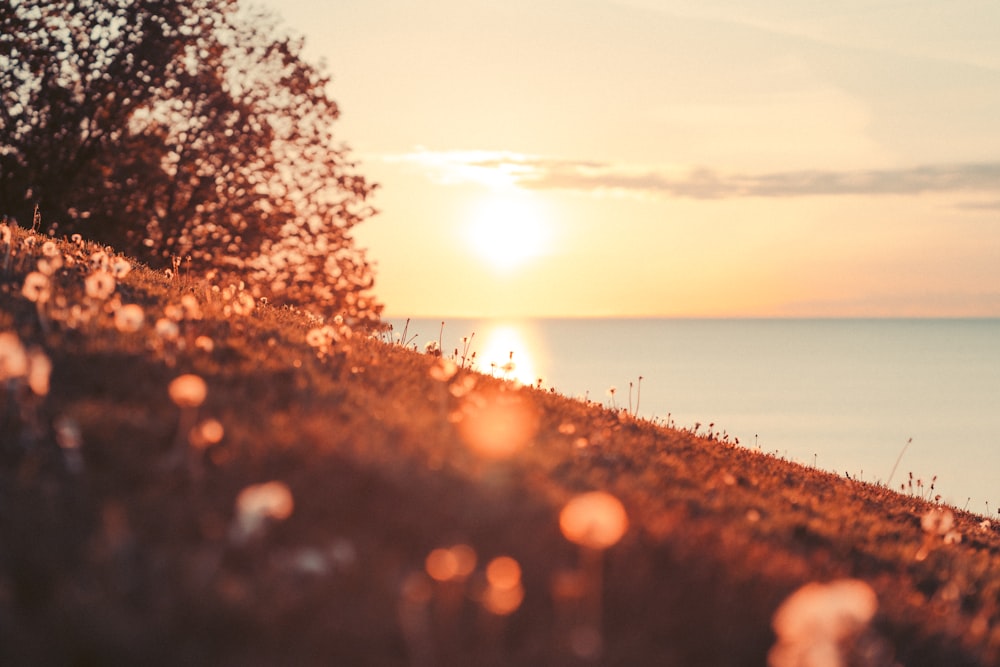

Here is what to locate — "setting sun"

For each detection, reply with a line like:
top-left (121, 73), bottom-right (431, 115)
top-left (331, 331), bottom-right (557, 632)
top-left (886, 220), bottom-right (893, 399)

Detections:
top-left (464, 194), bottom-right (552, 272)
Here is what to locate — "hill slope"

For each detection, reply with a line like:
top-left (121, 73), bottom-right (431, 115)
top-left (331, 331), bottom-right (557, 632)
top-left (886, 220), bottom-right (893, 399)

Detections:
top-left (2, 223), bottom-right (999, 666)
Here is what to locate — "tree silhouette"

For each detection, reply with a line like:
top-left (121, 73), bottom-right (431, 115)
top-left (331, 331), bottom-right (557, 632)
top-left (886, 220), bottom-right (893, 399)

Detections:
top-left (1, 0), bottom-right (380, 323)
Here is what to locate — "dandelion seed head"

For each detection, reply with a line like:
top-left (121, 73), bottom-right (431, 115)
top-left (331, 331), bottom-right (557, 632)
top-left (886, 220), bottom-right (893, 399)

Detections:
top-left (921, 507), bottom-right (955, 536)
top-left (36, 253), bottom-right (63, 275)
top-left (110, 257), bottom-right (131, 278)
top-left (428, 358), bottom-right (457, 382)
top-left (769, 579), bottom-right (878, 667)
top-left (85, 270), bottom-right (116, 300)
top-left (114, 304), bottom-right (145, 332)
top-left (22, 271), bottom-right (51, 303)
top-left (155, 318), bottom-right (180, 340)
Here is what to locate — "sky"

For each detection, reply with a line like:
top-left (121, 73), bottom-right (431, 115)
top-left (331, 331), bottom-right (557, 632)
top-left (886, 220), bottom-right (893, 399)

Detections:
top-left (261, 0), bottom-right (1000, 318)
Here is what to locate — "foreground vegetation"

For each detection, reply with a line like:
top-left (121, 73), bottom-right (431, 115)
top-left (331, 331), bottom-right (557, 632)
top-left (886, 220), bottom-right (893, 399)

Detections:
top-left (2, 222), bottom-right (1000, 666)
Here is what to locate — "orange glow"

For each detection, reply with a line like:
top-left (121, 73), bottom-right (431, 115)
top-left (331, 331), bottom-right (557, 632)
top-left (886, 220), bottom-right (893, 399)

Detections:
top-left (425, 544), bottom-right (477, 582)
top-left (168, 373), bottom-right (207, 408)
top-left (481, 581), bottom-right (525, 616)
top-left (456, 388), bottom-right (539, 459)
top-left (559, 491), bottom-right (629, 550)
top-left (425, 548), bottom-right (458, 582)
top-left (486, 556), bottom-right (522, 590)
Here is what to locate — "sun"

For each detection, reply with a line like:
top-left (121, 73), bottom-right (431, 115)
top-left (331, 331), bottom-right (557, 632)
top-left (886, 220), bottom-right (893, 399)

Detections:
top-left (464, 193), bottom-right (551, 272)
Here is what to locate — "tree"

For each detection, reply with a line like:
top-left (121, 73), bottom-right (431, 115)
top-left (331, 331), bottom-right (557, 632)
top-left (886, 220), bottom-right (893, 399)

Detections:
top-left (0, 0), bottom-right (380, 324)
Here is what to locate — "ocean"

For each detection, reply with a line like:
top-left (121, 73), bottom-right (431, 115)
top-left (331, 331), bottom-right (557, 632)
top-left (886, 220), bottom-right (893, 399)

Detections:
top-left (387, 318), bottom-right (1000, 514)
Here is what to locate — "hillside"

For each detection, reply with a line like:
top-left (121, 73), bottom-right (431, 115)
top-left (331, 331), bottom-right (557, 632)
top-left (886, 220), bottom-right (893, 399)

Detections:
top-left (2, 222), bottom-right (999, 666)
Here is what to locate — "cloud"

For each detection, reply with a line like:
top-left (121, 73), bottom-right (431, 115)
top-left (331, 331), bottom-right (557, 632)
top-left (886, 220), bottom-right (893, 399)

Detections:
top-left (522, 160), bottom-right (1000, 199)
top-left (387, 150), bottom-right (1000, 199)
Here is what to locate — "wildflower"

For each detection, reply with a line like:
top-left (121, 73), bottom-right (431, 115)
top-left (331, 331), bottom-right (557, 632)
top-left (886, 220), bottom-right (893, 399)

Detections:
top-left (232, 481), bottom-right (295, 542)
top-left (768, 579), bottom-right (878, 667)
top-left (114, 304), bottom-right (145, 333)
top-left (85, 270), bottom-right (116, 299)
top-left (21, 271), bottom-right (51, 303)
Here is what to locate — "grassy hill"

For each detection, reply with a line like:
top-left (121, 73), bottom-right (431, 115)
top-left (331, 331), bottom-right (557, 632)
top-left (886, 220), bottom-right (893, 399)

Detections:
top-left (2, 221), bottom-right (999, 666)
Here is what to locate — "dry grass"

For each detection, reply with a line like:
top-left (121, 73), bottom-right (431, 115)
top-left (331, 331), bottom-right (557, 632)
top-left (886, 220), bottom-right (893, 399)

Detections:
top-left (2, 222), bottom-right (1000, 666)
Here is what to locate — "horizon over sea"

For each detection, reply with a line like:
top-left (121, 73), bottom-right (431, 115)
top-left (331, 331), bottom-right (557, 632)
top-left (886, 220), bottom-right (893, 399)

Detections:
top-left (387, 317), bottom-right (1000, 515)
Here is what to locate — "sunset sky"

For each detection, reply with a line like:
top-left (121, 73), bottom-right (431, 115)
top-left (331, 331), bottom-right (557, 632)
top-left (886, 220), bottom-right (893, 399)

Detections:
top-left (263, 0), bottom-right (1000, 318)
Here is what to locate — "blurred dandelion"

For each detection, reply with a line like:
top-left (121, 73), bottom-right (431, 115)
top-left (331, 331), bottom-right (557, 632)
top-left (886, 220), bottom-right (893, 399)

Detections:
top-left (169, 374), bottom-right (207, 408)
top-left (167, 373), bottom-right (208, 469)
top-left (559, 491), bottom-right (629, 551)
top-left (921, 507), bottom-right (955, 535)
top-left (917, 507), bottom-right (961, 559)
top-left (558, 422), bottom-right (576, 435)
top-left (189, 418), bottom-right (225, 449)
top-left (21, 271), bottom-right (51, 303)
top-left (558, 491), bottom-right (628, 660)
top-left (231, 480), bottom-right (294, 542)
top-left (110, 257), bottom-right (132, 278)
top-left (456, 388), bottom-right (539, 459)
top-left (425, 544), bottom-right (477, 583)
top-left (768, 579), bottom-right (878, 667)
top-left (155, 318), bottom-right (180, 341)
top-left (26, 347), bottom-right (51, 396)
top-left (54, 416), bottom-right (84, 473)
top-left (85, 270), bottom-right (116, 300)
top-left (481, 555), bottom-right (525, 616)
top-left (0, 332), bottom-right (29, 381)
top-left (398, 571), bottom-right (435, 667)
top-left (114, 304), bottom-right (145, 333)
top-left (428, 357), bottom-right (458, 382)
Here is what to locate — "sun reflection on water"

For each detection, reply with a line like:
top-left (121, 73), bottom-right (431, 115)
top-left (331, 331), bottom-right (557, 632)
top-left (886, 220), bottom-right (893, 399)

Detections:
top-left (474, 322), bottom-right (545, 387)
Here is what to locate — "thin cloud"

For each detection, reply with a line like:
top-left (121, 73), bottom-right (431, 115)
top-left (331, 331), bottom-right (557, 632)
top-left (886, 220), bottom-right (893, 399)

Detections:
top-left (521, 161), bottom-right (1000, 199)
top-left (385, 150), bottom-right (1000, 199)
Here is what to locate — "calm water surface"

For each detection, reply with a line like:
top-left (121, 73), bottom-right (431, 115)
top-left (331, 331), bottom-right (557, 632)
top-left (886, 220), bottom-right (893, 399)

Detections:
top-left (389, 318), bottom-right (1000, 513)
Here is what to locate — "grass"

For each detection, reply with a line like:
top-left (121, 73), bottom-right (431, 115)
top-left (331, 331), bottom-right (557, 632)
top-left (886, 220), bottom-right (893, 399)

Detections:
top-left (2, 221), bottom-right (1000, 665)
